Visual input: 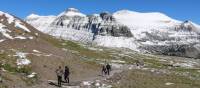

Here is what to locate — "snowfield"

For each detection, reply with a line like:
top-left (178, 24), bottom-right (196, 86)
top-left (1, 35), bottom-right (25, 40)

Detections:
top-left (113, 10), bottom-right (180, 28)
top-left (26, 14), bottom-right (56, 32)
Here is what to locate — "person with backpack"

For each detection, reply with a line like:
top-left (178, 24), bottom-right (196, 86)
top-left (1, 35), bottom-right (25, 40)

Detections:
top-left (102, 65), bottom-right (107, 76)
top-left (64, 66), bottom-right (70, 83)
top-left (106, 63), bottom-right (111, 75)
top-left (56, 66), bottom-right (63, 87)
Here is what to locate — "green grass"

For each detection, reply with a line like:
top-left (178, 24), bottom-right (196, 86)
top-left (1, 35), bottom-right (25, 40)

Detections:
top-left (143, 58), bottom-right (168, 68)
top-left (112, 70), bottom-right (200, 88)
top-left (171, 68), bottom-right (200, 78)
top-left (0, 51), bottom-right (36, 86)
top-left (1, 63), bottom-right (32, 75)
top-left (43, 36), bottom-right (200, 88)
top-left (0, 52), bottom-right (32, 74)
top-left (0, 53), bottom-right (7, 60)
top-left (1, 64), bottom-right (16, 73)
top-left (44, 37), bottom-right (111, 59)
top-left (0, 85), bottom-right (8, 88)
top-left (0, 53), bottom-right (17, 73)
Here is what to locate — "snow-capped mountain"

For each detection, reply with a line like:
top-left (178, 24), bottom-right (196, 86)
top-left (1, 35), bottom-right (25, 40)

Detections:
top-left (26, 8), bottom-right (200, 58)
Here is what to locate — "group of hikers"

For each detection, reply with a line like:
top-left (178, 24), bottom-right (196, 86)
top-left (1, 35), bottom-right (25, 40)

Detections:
top-left (55, 66), bottom-right (70, 87)
top-left (102, 63), bottom-right (112, 76)
top-left (0, 59), bottom-right (144, 87)
top-left (0, 59), bottom-right (143, 87)
top-left (55, 63), bottom-right (112, 87)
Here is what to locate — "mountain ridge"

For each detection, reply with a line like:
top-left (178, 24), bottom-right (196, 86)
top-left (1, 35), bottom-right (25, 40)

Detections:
top-left (25, 8), bottom-right (200, 58)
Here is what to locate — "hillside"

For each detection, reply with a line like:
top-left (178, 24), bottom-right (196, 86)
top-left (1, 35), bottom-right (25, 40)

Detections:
top-left (0, 11), bottom-right (102, 88)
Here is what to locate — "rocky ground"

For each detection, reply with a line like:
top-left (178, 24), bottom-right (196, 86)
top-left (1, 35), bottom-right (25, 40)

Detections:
top-left (1, 38), bottom-right (200, 88)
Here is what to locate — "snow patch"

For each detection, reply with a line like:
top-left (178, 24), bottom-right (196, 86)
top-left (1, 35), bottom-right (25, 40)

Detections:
top-left (14, 52), bottom-right (31, 66)
top-left (15, 20), bottom-right (31, 32)
top-left (14, 36), bottom-right (27, 39)
top-left (31, 49), bottom-right (52, 57)
top-left (17, 58), bottom-right (31, 66)
top-left (165, 82), bottom-right (174, 85)
top-left (110, 60), bottom-right (126, 63)
top-left (82, 81), bottom-right (92, 86)
top-left (95, 80), bottom-right (101, 87)
top-left (27, 72), bottom-right (37, 78)
top-left (0, 39), bottom-right (5, 42)
top-left (88, 47), bottom-right (103, 51)
top-left (32, 50), bottom-right (41, 53)
top-left (28, 37), bottom-right (34, 39)
top-left (35, 33), bottom-right (39, 36)
top-left (14, 36), bottom-right (33, 40)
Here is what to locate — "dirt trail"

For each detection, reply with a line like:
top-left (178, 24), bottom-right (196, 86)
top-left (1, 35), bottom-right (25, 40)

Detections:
top-left (32, 65), bottom-right (126, 88)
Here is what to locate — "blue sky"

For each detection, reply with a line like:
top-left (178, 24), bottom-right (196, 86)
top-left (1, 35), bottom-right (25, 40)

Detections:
top-left (0, 0), bottom-right (199, 24)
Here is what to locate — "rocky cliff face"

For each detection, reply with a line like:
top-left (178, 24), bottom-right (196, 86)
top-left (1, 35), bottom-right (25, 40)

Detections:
top-left (175, 20), bottom-right (200, 33)
top-left (49, 9), bottom-right (133, 38)
top-left (138, 21), bottom-right (200, 58)
top-left (26, 8), bottom-right (200, 58)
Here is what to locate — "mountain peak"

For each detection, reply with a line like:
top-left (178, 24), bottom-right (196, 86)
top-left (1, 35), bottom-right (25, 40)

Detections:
top-left (58, 8), bottom-right (86, 17)
top-left (114, 10), bottom-right (139, 15)
top-left (182, 20), bottom-right (200, 30)
top-left (27, 13), bottom-right (40, 18)
top-left (66, 8), bottom-right (79, 12)
top-left (0, 11), bottom-right (5, 15)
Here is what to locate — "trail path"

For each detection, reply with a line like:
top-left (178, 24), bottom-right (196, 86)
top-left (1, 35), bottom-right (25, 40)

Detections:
top-left (34, 65), bottom-right (126, 88)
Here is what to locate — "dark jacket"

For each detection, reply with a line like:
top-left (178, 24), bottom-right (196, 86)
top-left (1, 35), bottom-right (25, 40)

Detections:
top-left (64, 67), bottom-right (70, 77)
top-left (106, 64), bottom-right (111, 71)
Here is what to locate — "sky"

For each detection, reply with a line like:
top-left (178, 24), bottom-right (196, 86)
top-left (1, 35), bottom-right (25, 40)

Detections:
top-left (0, 0), bottom-right (199, 24)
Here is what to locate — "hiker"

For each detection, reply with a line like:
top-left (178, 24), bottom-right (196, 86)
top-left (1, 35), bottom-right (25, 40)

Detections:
top-left (102, 65), bottom-right (107, 76)
top-left (0, 67), bottom-right (3, 83)
top-left (64, 66), bottom-right (70, 83)
top-left (106, 63), bottom-right (111, 75)
top-left (56, 66), bottom-right (63, 87)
